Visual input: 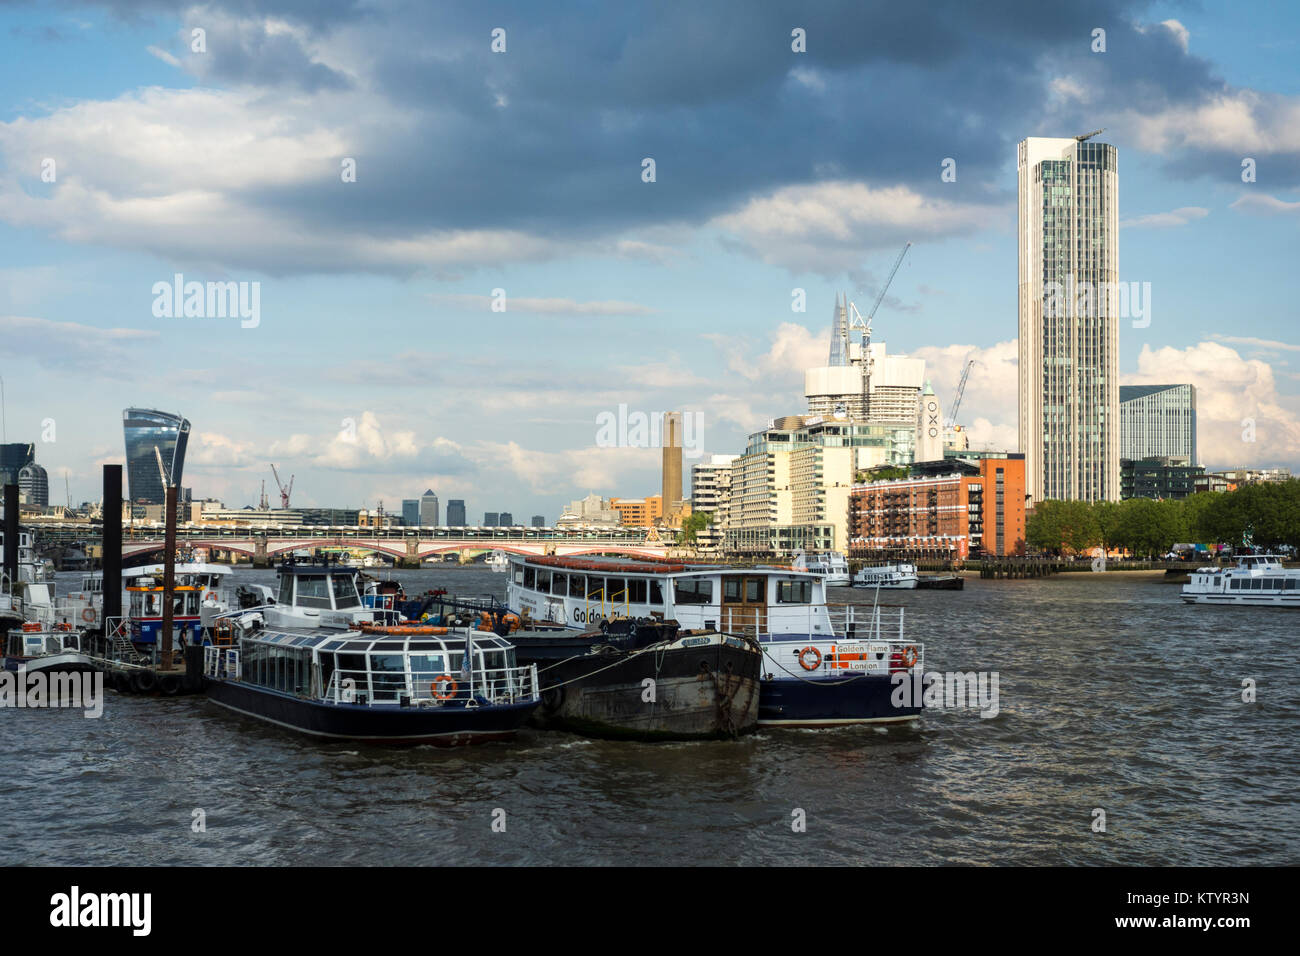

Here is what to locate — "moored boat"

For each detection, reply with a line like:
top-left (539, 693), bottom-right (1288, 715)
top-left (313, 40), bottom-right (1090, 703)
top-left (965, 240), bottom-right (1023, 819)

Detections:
top-left (1181, 554), bottom-right (1300, 607)
top-left (851, 562), bottom-right (919, 589)
top-left (792, 550), bottom-right (851, 586)
top-left (504, 555), bottom-right (923, 729)
top-left (4, 623), bottom-right (96, 675)
top-left (916, 573), bottom-right (964, 590)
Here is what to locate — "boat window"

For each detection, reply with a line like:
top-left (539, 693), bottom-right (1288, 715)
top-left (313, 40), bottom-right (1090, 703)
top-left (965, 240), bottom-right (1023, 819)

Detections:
top-left (628, 578), bottom-right (647, 602)
top-left (331, 574), bottom-right (361, 609)
top-left (513, 565), bottom-right (524, 585)
top-left (551, 573), bottom-right (567, 596)
top-left (1250, 579), bottom-right (1263, 589)
top-left (724, 579), bottom-right (741, 601)
top-left (296, 575), bottom-right (333, 609)
top-left (606, 578), bottom-right (626, 600)
top-left (1230, 579), bottom-right (1241, 590)
top-left (523, 566), bottom-right (536, 589)
top-left (276, 573), bottom-right (293, 604)
top-left (409, 653), bottom-right (446, 680)
top-left (319, 652), bottom-right (335, 695)
top-left (587, 578), bottom-right (604, 600)
top-left (569, 574), bottom-right (585, 597)
top-left (675, 579), bottom-right (713, 604)
top-left (778, 580), bottom-right (812, 604)
top-left (536, 570), bottom-right (551, 593)
top-left (649, 580), bottom-right (664, 605)
top-left (369, 654), bottom-right (406, 701)
top-left (746, 580), bottom-right (763, 602)
top-left (1287, 580), bottom-right (1298, 590)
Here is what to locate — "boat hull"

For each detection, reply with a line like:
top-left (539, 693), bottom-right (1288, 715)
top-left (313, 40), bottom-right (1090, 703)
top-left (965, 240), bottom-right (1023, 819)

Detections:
top-left (519, 637), bottom-right (762, 740)
top-left (203, 679), bottom-right (537, 745)
top-left (1180, 593), bottom-right (1300, 607)
top-left (916, 575), bottom-right (964, 590)
top-left (757, 673), bottom-right (921, 727)
top-left (851, 580), bottom-right (917, 590)
top-left (4, 653), bottom-right (98, 675)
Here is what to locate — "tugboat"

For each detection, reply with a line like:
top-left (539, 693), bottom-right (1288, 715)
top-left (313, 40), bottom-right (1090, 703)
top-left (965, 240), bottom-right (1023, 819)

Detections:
top-left (1181, 554), bottom-right (1300, 607)
top-left (504, 555), bottom-right (922, 728)
top-left (201, 558), bottom-right (539, 744)
top-left (4, 622), bottom-right (95, 675)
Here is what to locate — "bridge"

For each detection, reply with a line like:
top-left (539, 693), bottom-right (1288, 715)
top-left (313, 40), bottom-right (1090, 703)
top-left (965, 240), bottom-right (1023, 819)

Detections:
top-left (28, 524), bottom-right (671, 564)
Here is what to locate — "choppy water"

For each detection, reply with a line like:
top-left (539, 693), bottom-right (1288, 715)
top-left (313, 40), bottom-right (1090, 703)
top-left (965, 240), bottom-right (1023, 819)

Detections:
top-left (3, 567), bottom-right (1296, 865)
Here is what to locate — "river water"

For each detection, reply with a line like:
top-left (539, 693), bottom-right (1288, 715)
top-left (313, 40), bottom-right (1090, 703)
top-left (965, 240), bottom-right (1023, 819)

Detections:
top-left (2, 567), bottom-right (1295, 866)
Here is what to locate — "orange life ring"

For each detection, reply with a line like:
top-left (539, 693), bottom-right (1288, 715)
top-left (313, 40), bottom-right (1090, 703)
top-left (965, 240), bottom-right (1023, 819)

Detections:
top-left (431, 675), bottom-right (458, 700)
top-left (81, 607), bottom-right (96, 623)
top-left (901, 645), bottom-right (919, 668)
top-left (798, 646), bottom-right (822, 671)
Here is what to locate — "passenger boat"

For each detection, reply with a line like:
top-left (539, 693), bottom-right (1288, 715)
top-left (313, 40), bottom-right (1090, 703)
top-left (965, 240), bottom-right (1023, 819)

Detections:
top-left (504, 555), bottom-right (922, 728)
top-left (202, 624), bottom-right (538, 745)
top-left (0, 530), bottom-right (57, 634)
top-left (4, 623), bottom-right (95, 675)
top-left (62, 562), bottom-right (242, 634)
top-left (1181, 554), bottom-right (1300, 607)
top-left (851, 563), bottom-right (919, 590)
top-left (792, 550), bottom-right (851, 586)
top-left (485, 550), bottom-right (510, 573)
top-left (202, 565), bottom-right (539, 744)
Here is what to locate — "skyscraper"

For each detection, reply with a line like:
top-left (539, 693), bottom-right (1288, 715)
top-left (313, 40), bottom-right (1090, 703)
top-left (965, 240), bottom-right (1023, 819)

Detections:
top-left (484, 511), bottom-right (499, 526)
top-left (419, 489), bottom-right (439, 526)
top-left (531, 515), bottom-right (545, 527)
top-left (0, 442), bottom-right (34, 487)
top-left (447, 499), bottom-right (466, 526)
top-left (402, 499), bottom-right (420, 527)
top-left (1017, 134), bottom-right (1120, 503)
top-left (662, 412), bottom-right (683, 517)
top-left (1119, 384), bottom-right (1197, 465)
top-left (123, 408), bottom-right (191, 504)
top-left (18, 462), bottom-right (48, 507)
top-left (499, 512), bottom-right (514, 526)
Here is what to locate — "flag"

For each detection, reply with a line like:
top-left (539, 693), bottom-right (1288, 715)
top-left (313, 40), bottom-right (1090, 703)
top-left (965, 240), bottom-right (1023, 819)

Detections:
top-left (460, 628), bottom-right (473, 695)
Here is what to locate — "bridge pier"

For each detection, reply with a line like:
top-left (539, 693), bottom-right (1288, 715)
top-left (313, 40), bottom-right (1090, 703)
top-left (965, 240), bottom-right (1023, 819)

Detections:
top-left (253, 534), bottom-right (270, 568)
top-left (397, 537), bottom-right (421, 569)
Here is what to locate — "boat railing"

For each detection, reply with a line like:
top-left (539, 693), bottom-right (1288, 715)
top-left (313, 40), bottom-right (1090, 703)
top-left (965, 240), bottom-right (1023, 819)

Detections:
top-left (203, 645), bottom-right (242, 681)
top-left (710, 602), bottom-right (906, 642)
top-left (321, 663), bottom-right (539, 707)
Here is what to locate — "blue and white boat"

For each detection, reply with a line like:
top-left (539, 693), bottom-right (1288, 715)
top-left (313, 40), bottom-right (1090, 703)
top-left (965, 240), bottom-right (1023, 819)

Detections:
top-left (1182, 554), bottom-right (1300, 607)
top-left (504, 555), bottom-right (922, 727)
top-left (202, 558), bottom-right (539, 744)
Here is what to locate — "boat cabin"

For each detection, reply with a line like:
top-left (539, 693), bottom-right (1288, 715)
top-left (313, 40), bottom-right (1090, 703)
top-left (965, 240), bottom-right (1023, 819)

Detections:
top-left (505, 555), bottom-right (834, 636)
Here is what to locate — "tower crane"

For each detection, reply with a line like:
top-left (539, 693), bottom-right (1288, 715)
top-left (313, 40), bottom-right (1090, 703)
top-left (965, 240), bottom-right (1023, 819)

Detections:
top-left (847, 241), bottom-right (912, 415)
top-left (271, 464), bottom-right (294, 509)
top-left (948, 357), bottom-right (978, 426)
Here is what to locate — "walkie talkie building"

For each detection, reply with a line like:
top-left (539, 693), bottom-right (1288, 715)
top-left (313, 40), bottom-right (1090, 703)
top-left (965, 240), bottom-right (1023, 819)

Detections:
top-left (123, 408), bottom-right (191, 504)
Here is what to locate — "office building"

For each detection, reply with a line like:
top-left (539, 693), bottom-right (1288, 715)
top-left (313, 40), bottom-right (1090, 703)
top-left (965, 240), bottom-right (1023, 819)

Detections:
top-left (499, 512), bottom-right (514, 526)
top-left (18, 462), bottom-right (48, 507)
top-left (1120, 457), bottom-right (1204, 500)
top-left (402, 499), bottom-right (420, 527)
top-left (531, 515), bottom-right (545, 527)
top-left (1017, 134), bottom-right (1120, 503)
top-left (123, 408), bottom-right (191, 504)
top-left (0, 442), bottom-right (34, 487)
top-left (849, 455), bottom-right (1027, 558)
top-left (447, 499), bottom-right (466, 527)
top-left (690, 454), bottom-right (737, 555)
top-left (1120, 384), bottom-right (1197, 465)
top-left (484, 511), bottom-right (499, 526)
top-left (556, 493), bottom-right (621, 528)
top-left (419, 489), bottom-right (439, 526)
top-left (611, 495), bottom-right (664, 528)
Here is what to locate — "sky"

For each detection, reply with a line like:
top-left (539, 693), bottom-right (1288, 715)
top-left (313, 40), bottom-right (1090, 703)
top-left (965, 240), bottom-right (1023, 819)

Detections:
top-left (1, 0), bottom-right (1298, 518)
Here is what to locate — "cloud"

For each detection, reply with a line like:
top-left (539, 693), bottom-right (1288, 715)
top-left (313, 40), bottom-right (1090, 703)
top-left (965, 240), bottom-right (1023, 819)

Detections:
top-left (1120, 206), bottom-right (1208, 228)
top-left (0, 314), bottom-right (157, 371)
top-left (1125, 342), bottom-right (1300, 468)
top-left (428, 294), bottom-right (656, 317)
top-left (146, 45), bottom-right (181, 68)
top-left (711, 181), bottom-right (1002, 275)
top-left (1209, 335), bottom-right (1300, 354)
top-left (909, 340), bottom-right (1020, 447)
top-left (1229, 193), bottom-right (1300, 216)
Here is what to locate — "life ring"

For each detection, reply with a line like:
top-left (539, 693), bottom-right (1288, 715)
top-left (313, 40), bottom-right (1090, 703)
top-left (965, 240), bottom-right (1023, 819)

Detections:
top-left (798, 646), bottom-right (822, 671)
top-left (81, 607), bottom-right (96, 623)
top-left (901, 645), bottom-right (919, 668)
top-left (431, 675), bottom-right (458, 700)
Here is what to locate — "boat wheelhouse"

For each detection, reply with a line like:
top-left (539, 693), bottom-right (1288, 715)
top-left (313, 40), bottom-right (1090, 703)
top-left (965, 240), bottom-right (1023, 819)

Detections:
top-left (224, 558), bottom-right (403, 632)
top-left (792, 550), bottom-right (851, 586)
top-left (4, 623), bottom-right (95, 675)
top-left (202, 623), bottom-right (538, 744)
top-left (852, 563), bottom-right (919, 590)
top-left (1181, 554), bottom-right (1300, 607)
top-left (505, 555), bottom-right (923, 727)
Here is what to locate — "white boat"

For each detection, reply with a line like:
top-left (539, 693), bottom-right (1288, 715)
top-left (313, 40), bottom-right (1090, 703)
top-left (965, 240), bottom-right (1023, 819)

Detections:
top-left (1181, 554), bottom-right (1300, 607)
top-left (62, 562), bottom-right (241, 633)
top-left (791, 550), bottom-right (850, 586)
top-left (503, 555), bottom-right (924, 727)
top-left (851, 563), bottom-right (919, 590)
top-left (4, 624), bottom-right (95, 675)
top-left (485, 550), bottom-right (510, 573)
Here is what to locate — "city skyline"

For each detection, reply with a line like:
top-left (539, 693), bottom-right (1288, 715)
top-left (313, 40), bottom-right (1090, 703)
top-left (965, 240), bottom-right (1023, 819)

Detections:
top-left (2, 2), bottom-right (1298, 518)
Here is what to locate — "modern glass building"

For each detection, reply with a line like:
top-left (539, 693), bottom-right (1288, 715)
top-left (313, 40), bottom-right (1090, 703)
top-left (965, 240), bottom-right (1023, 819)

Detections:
top-left (18, 462), bottom-right (48, 507)
top-left (1018, 134), bottom-right (1120, 503)
top-left (1119, 384), bottom-right (1196, 465)
top-left (0, 442), bottom-right (34, 487)
top-left (447, 500), bottom-right (466, 526)
top-left (419, 489), bottom-right (439, 526)
top-left (401, 499), bottom-right (420, 527)
top-left (484, 511), bottom-right (499, 526)
top-left (531, 515), bottom-right (545, 527)
top-left (1120, 457), bottom-right (1204, 500)
top-left (123, 408), bottom-right (191, 504)
top-left (499, 512), bottom-right (514, 526)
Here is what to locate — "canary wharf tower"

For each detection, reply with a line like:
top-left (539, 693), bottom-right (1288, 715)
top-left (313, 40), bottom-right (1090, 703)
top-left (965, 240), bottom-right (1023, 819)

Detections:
top-left (1017, 133), bottom-right (1120, 503)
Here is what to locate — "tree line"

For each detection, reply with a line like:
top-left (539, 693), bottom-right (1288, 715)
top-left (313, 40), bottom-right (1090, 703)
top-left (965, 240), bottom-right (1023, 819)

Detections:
top-left (1026, 480), bottom-right (1300, 557)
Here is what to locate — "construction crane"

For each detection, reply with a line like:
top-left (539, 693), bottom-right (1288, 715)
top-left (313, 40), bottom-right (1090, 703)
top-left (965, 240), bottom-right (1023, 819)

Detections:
top-left (271, 464), bottom-right (294, 509)
top-left (948, 357), bottom-right (978, 426)
top-left (258, 480), bottom-right (269, 511)
top-left (1075, 128), bottom-right (1105, 142)
top-left (847, 241), bottom-right (912, 415)
top-left (153, 446), bottom-right (170, 489)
